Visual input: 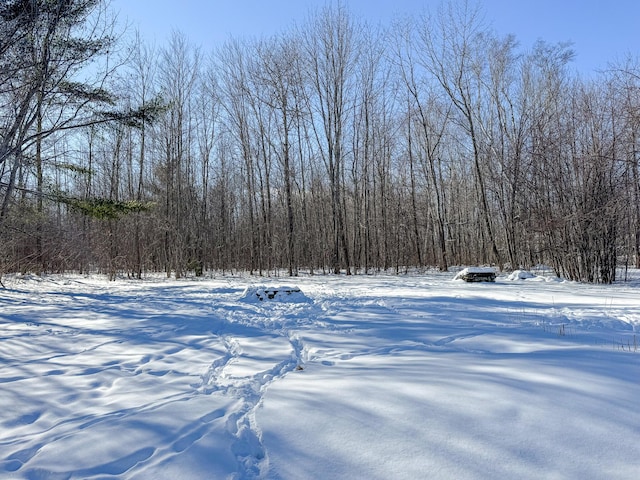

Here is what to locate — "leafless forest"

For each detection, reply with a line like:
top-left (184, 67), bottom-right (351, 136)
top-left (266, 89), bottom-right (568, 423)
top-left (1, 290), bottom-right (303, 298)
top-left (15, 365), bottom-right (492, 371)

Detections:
top-left (1, 0), bottom-right (639, 282)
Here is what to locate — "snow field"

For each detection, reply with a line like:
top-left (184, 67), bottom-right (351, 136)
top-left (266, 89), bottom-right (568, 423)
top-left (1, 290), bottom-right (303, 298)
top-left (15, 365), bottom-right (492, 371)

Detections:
top-left (0, 273), bottom-right (639, 479)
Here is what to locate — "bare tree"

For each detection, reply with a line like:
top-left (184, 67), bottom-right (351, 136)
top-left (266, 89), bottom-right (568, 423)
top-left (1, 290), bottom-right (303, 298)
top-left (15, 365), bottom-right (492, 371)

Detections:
top-left (480, 34), bottom-right (530, 269)
top-left (193, 54), bottom-right (221, 274)
top-left (417, 0), bottom-right (501, 266)
top-left (609, 59), bottom-right (640, 270)
top-left (218, 38), bottom-right (264, 273)
top-left (301, 4), bottom-right (361, 274)
top-left (252, 34), bottom-right (305, 276)
top-left (392, 17), bottom-right (451, 270)
top-left (118, 32), bottom-right (160, 278)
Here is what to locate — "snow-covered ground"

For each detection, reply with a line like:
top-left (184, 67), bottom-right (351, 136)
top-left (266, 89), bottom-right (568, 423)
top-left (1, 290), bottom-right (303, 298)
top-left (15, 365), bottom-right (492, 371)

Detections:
top-left (1, 271), bottom-right (639, 479)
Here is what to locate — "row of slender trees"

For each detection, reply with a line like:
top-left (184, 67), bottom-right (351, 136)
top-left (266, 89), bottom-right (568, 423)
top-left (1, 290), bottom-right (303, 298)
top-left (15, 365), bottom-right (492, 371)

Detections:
top-left (1, 0), bottom-right (639, 282)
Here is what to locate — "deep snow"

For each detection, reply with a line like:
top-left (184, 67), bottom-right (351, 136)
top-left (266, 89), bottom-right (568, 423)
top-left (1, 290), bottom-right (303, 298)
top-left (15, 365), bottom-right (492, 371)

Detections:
top-left (0, 271), bottom-right (639, 479)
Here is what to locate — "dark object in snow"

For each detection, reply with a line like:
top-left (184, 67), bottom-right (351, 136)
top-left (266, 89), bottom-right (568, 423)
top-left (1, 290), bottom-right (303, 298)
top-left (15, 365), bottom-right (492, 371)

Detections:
top-left (454, 267), bottom-right (496, 282)
top-left (256, 287), bottom-right (301, 300)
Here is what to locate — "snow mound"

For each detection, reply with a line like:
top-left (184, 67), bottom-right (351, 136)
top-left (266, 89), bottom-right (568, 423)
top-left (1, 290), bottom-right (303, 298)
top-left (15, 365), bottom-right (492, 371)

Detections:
top-left (506, 270), bottom-right (537, 281)
top-left (239, 285), bottom-right (312, 303)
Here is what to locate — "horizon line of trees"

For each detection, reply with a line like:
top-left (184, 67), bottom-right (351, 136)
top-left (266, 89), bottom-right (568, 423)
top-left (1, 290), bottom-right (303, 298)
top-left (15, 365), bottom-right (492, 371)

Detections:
top-left (1, 0), bottom-right (640, 283)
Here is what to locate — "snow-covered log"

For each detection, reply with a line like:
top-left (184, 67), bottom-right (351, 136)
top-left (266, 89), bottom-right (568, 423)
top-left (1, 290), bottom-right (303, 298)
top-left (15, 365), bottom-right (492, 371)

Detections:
top-left (453, 267), bottom-right (496, 282)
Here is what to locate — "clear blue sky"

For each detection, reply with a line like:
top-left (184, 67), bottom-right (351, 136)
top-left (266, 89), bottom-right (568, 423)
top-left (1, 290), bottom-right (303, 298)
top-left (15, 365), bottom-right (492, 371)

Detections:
top-left (110, 0), bottom-right (639, 75)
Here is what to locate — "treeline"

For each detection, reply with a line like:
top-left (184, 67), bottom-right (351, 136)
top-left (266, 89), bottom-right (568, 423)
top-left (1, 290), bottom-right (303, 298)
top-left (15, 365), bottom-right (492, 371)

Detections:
top-left (1, 0), bottom-right (639, 282)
